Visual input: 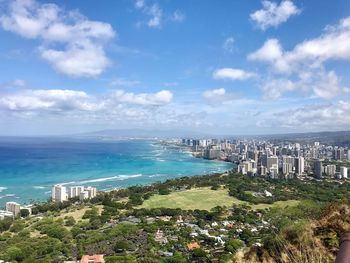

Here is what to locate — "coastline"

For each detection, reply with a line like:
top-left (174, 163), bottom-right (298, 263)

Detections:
top-left (0, 138), bottom-right (234, 207)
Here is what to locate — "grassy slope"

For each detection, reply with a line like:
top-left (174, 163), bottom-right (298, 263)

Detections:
top-left (138, 187), bottom-right (300, 211)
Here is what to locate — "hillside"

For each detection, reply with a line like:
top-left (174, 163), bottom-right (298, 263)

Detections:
top-left (0, 172), bottom-right (349, 262)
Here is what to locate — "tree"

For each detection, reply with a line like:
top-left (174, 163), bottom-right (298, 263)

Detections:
top-left (5, 246), bottom-right (24, 261)
top-left (65, 216), bottom-right (76, 226)
top-left (20, 209), bottom-right (30, 218)
top-left (225, 239), bottom-right (242, 254)
top-left (192, 248), bottom-right (207, 258)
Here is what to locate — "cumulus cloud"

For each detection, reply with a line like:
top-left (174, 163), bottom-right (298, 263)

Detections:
top-left (0, 0), bottom-right (115, 77)
top-left (260, 101), bottom-right (350, 130)
top-left (202, 88), bottom-right (238, 104)
top-left (249, 17), bottom-right (350, 74)
top-left (250, 0), bottom-right (301, 30)
top-left (213, 68), bottom-right (256, 81)
top-left (0, 88), bottom-right (173, 114)
top-left (113, 90), bottom-right (173, 106)
top-left (0, 88), bottom-right (203, 131)
top-left (0, 89), bottom-right (100, 112)
top-left (249, 17), bottom-right (350, 99)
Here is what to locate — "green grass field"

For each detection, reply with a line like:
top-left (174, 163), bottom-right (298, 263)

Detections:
top-left (139, 187), bottom-right (300, 211)
top-left (139, 187), bottom-right (244, 210)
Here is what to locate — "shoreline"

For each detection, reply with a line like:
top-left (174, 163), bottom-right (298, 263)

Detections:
top-left (0, 139), bottom-right (234, 207)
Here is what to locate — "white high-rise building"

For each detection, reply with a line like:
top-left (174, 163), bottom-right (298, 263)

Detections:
top-left (325, 165), bottom-right (336, 177)
top-left (282, 156), bottom-right (294, 174)
top-left (85, 186), bottom-right (97, 199)
top-left (68, 186), bottom-right (85, 199)
top-left (52, 184), bottom-right (68, 203)
top-left (340, 167), bottom-right (348, 179)
top-left (267, 156), bottom-right (278, 172)
top-left (5, 202), bottom-right (20, 217)
top-left (79, 186), bottom-right (97, 201)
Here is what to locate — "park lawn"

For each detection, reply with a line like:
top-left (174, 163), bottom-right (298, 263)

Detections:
top-left (139, 187), bottom-right (245, 210)
top-left (59, 205), bottom-right (103, 222)
top-left (250, 200), bottom-right (300, 210)
top-left (139, 187), bottom-right (301, 211)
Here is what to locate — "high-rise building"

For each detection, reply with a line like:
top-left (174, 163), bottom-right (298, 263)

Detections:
top-left (79, 186), bottom-right (97, 201)
top-left (68, 186), bottom-right (85, 199)
top-left (267, 156), bottom-right (278, 172)
top-left (5, 202), bottom-right (20, 217)
top-left (334, 148), bottom-right (344, 160)
top-left (340, 167), bottom-right (348, 179)
top-left (203, 147), bottom-right (220, 160)
top-left (325, 165), bottom-right (336, 177)
top-left (295, 156), bottom-right (305, 175)
top-left (314, 160), bottom-right (323, 178)
top-left (52, 184), bottom-right (68, 203)
top-left (282, 156), bottom-right (294, 174)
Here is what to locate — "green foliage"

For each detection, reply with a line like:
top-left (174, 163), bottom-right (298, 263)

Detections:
top-left (0, 218), bottom-right (12, 232)
top-left (20, 209), bottom-right (30, 218)
top-left (64, 216), bottom-right (76, 226)
top-left (158, 188), bottom-right (170, 195)
top-left (4, 246), bottom-right (24, 261)
top-left (225, 239), bottom-right (242, 254)
top-left (9, 221), bottom-right (25, 233)
top-left (105, 255), bottom-right (137, 263)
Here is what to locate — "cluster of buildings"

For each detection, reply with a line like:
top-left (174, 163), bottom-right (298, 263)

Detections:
top-left (0, 201), bottom-right (32, 220)
top-left (64, 254), bottom-right (104, 263)
top-left (52, 184), bottom-right (97, 203)
top-left (180, 138), bottom-right (350, 179)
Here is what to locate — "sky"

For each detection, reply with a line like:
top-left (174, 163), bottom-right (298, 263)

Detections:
top-left (1, 0), bottom-right (350, 136)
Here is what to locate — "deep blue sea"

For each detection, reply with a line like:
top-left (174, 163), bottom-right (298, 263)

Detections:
top-left (0, 137), bottom-right (233, 206)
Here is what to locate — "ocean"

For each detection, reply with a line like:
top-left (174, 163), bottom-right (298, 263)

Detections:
top-left (0, 137), bottom-right (233, 206)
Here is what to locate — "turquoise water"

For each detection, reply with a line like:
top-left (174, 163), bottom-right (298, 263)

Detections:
top-left (0, 137), bottom-right (233, 206)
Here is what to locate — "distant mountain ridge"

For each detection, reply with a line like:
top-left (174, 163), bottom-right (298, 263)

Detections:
top-left (77, 128), bottom-right (212, 139)
top-left (77, 129), bottom-right (350, 146)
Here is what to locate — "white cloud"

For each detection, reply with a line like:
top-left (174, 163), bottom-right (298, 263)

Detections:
top-left (249, 17), bottom-right (350, 74)
top-left (250, 0), bottom-right (301, 30)
top-left (0, 0), bottom-right (115, 77)
top-left (249, 17), bottom-right (350, 99)
top-left (0, 89), bottom-right (99, 111)
top-left (223, 37), bottom-right (235, 53)
top-left (213, 68), bottom-right (256, 81)
top-left (261, 101), bottom-right (350, 130)
top-left (134, 0), bottom-right (145, 9)
top-left (202, 88), bottom-right (238, 104)
top-left (171, 10), bottom-right (185, 22)
top-left (147, 4), bottom-right (162, 28)
top-left (110, 78), bottom-right (141, 87)
top-left (0, 88), bottom-right (174, 113)
top-left (113, 90), bottom-right (173, 106)
top-left (134, 1), bottom-right (184, 28)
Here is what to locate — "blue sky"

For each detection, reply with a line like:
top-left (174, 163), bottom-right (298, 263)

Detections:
top-left (1, 0), bottom-right (350, 135)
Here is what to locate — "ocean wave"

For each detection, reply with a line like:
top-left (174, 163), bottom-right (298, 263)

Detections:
top-left (148, 174), bottom-right (166, 178)
top-left (0, 187), bottom-right (7, 193)
top-left (60, 174), bottom-right (143, 185)
top-left (33, 186), bottom-right (46, 189)
top-left (0, 194), bottom-right (15, 199)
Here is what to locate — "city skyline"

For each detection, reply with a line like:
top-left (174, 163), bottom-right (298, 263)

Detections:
top-left (1, 0), bottom-right (350, 135)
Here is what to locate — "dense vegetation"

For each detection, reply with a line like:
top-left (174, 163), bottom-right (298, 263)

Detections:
top-left (0, 171), bottom-right (349, 262)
